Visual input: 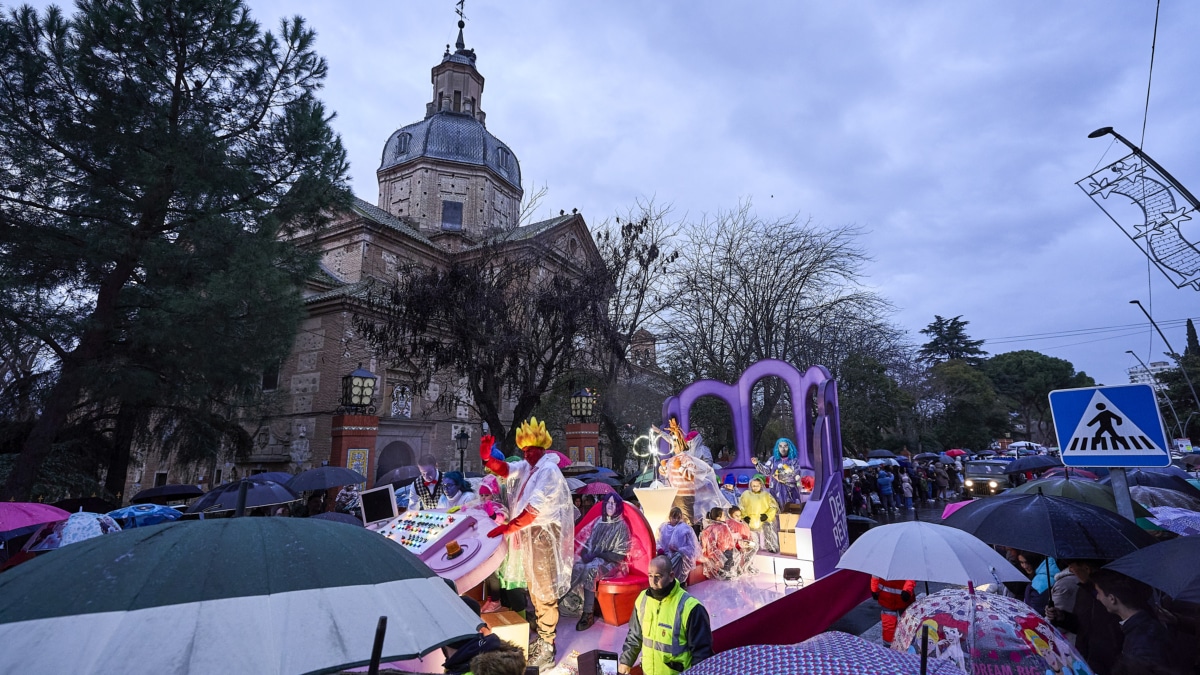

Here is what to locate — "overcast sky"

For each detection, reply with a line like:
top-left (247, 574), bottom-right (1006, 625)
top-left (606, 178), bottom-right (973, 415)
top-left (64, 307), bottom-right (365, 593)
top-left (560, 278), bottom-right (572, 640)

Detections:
top-left (29, 0), bottom-right (1200, 386)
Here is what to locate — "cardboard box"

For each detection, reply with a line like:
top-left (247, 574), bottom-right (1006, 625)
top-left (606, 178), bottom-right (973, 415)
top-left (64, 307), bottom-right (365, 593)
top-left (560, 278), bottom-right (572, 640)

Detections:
top-left (778, 513), bottom-right (800, 532)
top-left (482, 610), bottom-right (529, 660)
top-left (778, 530), bottom-right (797, 556)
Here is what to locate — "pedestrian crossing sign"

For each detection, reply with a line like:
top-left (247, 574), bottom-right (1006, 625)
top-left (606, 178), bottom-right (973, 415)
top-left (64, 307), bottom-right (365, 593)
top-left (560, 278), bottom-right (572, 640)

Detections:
top-left (1048, 384), bottom-right (1170, 468)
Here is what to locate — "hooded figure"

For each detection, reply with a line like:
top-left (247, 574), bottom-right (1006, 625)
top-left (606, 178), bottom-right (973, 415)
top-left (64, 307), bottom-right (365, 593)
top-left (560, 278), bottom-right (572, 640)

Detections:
top-left (437, 471), bottom-right (475, 509)
top-left (685, 430), bottom-right (714, 466)
top-left (480, 418), bottom-right (574, 668)
top-left (565, 492), bottom-right (632, 630)
top-left (651, 419), bottom-right (729, 525)
top-left (738, 474), bottom-right (780, 553)
top-left (762, 437), bottom-right (811, 507)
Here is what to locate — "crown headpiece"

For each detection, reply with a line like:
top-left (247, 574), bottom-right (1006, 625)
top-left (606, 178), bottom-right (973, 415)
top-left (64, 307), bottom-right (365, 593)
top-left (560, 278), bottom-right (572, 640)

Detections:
top-left (515, 417), bottom-right (553, 450)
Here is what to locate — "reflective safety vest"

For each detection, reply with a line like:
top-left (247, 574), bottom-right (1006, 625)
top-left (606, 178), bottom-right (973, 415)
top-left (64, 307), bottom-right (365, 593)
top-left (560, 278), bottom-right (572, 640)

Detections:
top-left (636, 583), bottom-right (701, 675)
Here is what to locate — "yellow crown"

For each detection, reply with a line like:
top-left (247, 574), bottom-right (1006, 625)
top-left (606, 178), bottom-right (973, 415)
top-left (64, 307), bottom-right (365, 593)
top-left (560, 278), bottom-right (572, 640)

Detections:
top-left (515, 417), bottom-right (553, 450)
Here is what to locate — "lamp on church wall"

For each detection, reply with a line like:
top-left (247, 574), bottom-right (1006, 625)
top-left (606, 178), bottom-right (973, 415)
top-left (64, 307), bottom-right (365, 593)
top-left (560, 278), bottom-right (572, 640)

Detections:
top-left (570, 388), bottom-right (596, 422)
top-left (340, 363), bottom-right (378, 414)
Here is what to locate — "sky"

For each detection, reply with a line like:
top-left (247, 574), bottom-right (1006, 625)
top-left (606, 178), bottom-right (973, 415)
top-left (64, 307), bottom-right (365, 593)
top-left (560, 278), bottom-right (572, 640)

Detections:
top-left (24, 0), bottom-right (1200, 386)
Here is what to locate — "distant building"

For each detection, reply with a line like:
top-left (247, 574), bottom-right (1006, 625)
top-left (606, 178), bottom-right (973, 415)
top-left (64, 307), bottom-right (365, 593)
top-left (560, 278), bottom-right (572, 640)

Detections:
top-left (1127, 360), bottom-right (1171, 390)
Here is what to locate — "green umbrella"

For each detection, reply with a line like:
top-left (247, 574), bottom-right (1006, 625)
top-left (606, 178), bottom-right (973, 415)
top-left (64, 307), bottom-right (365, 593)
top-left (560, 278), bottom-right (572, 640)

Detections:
top-left (0, 518), bottom-right (482, 675)
top-left (1010, 477), bottom-right (1151, 517)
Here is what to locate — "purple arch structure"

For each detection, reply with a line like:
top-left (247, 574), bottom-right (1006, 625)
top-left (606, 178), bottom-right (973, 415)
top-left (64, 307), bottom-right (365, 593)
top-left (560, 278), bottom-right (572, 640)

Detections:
top-left (661, 359), bottom-right (848, 578)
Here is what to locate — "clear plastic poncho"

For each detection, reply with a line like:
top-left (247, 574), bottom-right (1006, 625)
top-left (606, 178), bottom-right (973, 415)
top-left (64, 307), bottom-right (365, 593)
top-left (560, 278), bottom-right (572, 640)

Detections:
top-left (562, 509), bottom-right (633, 615)
top-left (496, 454), bottom-right (574, 599)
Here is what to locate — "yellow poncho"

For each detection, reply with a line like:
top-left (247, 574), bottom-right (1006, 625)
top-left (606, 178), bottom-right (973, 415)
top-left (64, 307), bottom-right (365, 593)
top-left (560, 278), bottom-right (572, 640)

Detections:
top-left (738, 488), bottom-right (778, 531)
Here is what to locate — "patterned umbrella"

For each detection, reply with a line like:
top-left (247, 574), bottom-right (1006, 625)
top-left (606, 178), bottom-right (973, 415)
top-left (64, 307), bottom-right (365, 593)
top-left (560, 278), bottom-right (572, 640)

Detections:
top-left (574, 482), bottom-right (616, 496)
top-left (0, 519), bottom-right (483, 675)
top-left (682, 638), bottom-right (966, 674)
top-left (0, 502), bottom-right (69, 532)
top-left (107, 504), bottom-right (183, 528)
top-left (23, 512), bottom-right (122, 552)
top-left (1146, 506), bottom-right (1200, 536)
top-left (892, 588), bottom-right (1096, 674)
top-left (1130, 485), bottom-right (1200, 511)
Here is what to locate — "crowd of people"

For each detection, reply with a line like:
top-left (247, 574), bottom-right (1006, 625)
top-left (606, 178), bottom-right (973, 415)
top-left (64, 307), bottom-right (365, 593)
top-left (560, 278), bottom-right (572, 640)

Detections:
top-left (845, 459), bottom-right (960, 518)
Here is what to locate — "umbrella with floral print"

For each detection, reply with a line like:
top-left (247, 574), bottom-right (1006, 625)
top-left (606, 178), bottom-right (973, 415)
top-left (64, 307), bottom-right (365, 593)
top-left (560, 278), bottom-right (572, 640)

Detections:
top-left (892, 588), bottom-right (1095, 675)
top-left (23, 512), bottom-right (122, 552)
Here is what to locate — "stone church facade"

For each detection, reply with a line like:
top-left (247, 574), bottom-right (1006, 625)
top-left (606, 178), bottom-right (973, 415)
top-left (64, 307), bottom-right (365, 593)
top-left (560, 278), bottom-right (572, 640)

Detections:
top-left (122, 24), bottom-right (603, 496)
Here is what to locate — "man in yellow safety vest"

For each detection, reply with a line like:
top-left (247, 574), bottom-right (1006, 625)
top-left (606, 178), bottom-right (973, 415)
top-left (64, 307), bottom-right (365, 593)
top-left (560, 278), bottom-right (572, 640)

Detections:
top-left (618, 555), bottom-right (713, 674)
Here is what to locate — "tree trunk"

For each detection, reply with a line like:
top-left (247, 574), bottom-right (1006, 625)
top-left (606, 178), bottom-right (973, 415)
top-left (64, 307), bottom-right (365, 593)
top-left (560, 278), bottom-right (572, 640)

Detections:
top-left (105, 403), bottom-right (140, 505)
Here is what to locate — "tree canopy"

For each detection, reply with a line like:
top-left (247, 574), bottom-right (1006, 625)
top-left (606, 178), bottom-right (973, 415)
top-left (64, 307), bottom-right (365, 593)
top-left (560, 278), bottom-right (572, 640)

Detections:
top-left (918, 315), bottom-right (987, 365)
top-left (0, 0), bottom-right (348, 500)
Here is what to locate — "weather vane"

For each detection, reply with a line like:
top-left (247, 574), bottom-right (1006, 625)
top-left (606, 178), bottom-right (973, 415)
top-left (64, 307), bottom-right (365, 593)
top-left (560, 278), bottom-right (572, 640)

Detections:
top-left (455, 0), bottom-right (467, 23)
top-left (1079, 127), bottom-right (1200, 291)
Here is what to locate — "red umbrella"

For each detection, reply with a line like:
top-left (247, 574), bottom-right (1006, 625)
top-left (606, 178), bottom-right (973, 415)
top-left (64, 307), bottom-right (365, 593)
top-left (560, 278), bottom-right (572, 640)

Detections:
top-left (944, 449), bottom-right (966, 458)
top-left (1043, 467), bottom-right (1099, 480)
top-left (574, 482), bottom-right (615, 496)
top-left (0, 503), bottom-right (70, 533)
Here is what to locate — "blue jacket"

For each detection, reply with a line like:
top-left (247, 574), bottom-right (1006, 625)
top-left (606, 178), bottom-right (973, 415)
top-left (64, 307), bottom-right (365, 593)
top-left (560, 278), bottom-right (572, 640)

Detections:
top-left (877, 472), bottom-right (894, 495)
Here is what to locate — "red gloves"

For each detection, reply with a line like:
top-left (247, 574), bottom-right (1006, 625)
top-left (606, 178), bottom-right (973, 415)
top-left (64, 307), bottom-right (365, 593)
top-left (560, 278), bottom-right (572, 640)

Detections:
top-left (486, 507), bottom-right (536, 538)
top-left (480, 434), bottom-right (510, 478)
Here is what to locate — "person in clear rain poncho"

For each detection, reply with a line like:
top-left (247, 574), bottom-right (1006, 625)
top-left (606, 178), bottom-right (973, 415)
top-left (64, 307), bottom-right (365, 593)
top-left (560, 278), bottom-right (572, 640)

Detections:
top-left (651, 419), bottom-right (729, 525)
top-left (563, 492), bottom-right (632, 630)
top-left (480, 418), bottom-right (574, 670)
top-left (657, 506), bottom-right (699, 583)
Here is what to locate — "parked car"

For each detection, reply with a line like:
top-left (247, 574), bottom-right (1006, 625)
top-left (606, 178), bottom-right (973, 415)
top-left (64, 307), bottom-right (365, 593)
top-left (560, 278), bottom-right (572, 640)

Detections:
top-left (962, 460), bottom-right (1014, 497)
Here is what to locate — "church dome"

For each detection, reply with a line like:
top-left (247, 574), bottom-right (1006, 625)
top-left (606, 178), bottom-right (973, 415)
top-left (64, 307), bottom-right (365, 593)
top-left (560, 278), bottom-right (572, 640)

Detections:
top-left (379, 112), bottom-right (521, 190)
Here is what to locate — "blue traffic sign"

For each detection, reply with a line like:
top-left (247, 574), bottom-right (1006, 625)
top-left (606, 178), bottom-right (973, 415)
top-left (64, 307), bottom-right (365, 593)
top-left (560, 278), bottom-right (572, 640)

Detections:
top-left (1048, 384), bottom-right (1170, 468)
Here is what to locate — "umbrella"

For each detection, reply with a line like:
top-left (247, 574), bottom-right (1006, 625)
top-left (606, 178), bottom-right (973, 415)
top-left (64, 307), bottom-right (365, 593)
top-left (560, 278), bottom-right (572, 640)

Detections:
top-left (1136, 465), bottom-right (1194, 480)
top-left (23, 512), bottom-right (122, 552)
top-left (130, 484), bottom-right (204, 504)
top-left (1130, 485), bottom-right (1200, 511)
top-left (867, 449), bottom-right (896, 459)
top-left (943, 493), bottom-right (1155, 560)
top-left (547, 450), bottom-right (571, 467)
top-left (1041, 467), bottom-right (1099, 480)
top-left (311, 511), bottom-right (365, 527)
top-left (52, 497), bottom-right (119, 514)
top-left (287, 466), bottom-right (367, 492)
top-left (575, 482), bottom-right (616, 496)
top-left (892, 588), bottom-right (1096, 675)
top-left (0, 502), bottom-right (69, 532)
top-left (578, 474), bottom-right (622, 488)
top-left (941, 500), bottom-right (975, 520)
top-left (562, 461), bottom-right (598, 476)
top-left (1104, 535), bottom-right (1200, 603)
top-left (565, 477), bottom-right (587, 491)
top-left (186, 478), bottom-right (299, 514)
top-left (0, 518), bottom-right (483, 674)
top-left (680, 640), bottom-right (967, 675)
top-left (1002, 455), bottom-right (1062, 474)
top-left (1008, 478), bottom-right (1152, 517)
top-left (837, 521), bottom-right (1026, 586)
top-left (1108, 469), bottom-right (1200, 499)
top-left (843, 458), bottom-right (869, 468)
top-left (250, 471), bottom-right (294, 484)
top-left (377, 465), bottom-right (420, 487)
top-left (107, 504), bottom-right (183, 528)
top-left (1181, 454), bottom-right (1200, 467)
top-left (1145, 506), bottom-right (1200, 536)
top-left (944, 449), bottom-right (967, 458)
top-left (914, 452), bottom-right (941, 462)
top-left (800, 631), bottom-right (968, 674)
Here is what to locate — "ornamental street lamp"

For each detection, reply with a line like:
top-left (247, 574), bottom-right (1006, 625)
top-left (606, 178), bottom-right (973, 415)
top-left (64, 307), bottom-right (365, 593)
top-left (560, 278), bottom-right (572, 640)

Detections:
top-left (340, 363), bottom-right (378, 414)
top-left (570, 388), bottom-right (596, 422)
top-left (455, 429), bottom-right (470, 473)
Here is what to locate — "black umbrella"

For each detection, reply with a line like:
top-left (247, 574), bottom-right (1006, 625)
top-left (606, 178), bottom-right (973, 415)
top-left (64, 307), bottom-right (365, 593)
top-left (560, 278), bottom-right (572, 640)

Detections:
top-left (130, 484), bottom-right (204, 505)
top-left (51, 497), bottom-right (119, 514)
top-left (867, 449), bottom-right (896, 459)
top-left (1003, 455), bottom-right (1063, 474)
top-left (913, 453), bottom-right (940, 461)
top-left (186, 478), bottom-right (299, 514)
top-left (377, 466), bottom-right (420, 488)
top-left (1101, 469), bottom-right (1200, 499)
top-left (942, 493), bottom-right (1155, 560)
top-left (1104, 536), bottom-right (1200, 603)
top-left (311, 511), bottom-right (365, 527)
top-left (287, 466), bottom-right (367, 492)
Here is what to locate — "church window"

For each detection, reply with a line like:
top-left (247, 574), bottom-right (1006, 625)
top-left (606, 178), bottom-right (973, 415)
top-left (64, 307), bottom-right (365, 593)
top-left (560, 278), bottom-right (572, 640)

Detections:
top-left (394, 133), bottom-right (410, 155)
top-left (441, 200), bottom-right (463, 231)
top-left (453, 90), bottom-right (462, 112)
top-left (497, 147), bottom-right (511, 171)
top-left (261, 362), bottom-right (279, 392)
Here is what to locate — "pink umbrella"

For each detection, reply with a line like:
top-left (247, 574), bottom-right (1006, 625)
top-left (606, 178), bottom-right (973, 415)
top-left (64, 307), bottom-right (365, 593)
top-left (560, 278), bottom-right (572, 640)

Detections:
top-left (945, 449), bottom-right (967, 458)
top-left (547, 450), bottom-right (572, 467)
top-left (0, 502), bottom-right (70, 532)
top-left (575, 482), bottom-right (616, 496)
top-left (941, 500), bottom-right (976, 520)
top-left (1043, 467), bottom-right (1099, 480)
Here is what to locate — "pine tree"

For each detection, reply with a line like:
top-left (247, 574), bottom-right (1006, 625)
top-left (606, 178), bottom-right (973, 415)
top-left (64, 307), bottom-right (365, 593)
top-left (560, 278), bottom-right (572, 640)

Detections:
top-left (917, 315), bottom-right (987, 365)
top-left (0, 0), bottom-right (349, 500)
top-left (1186, 319), bottom-right (1199, 358)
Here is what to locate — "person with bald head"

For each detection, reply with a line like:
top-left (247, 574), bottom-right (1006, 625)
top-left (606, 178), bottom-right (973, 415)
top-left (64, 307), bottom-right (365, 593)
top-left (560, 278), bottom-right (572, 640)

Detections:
top-left (618, 555), bottom-right (713, 675)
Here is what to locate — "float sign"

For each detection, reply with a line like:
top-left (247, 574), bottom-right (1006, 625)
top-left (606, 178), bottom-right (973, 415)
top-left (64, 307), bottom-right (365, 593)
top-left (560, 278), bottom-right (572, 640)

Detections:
top-left (1048, 384), bottom-right (1171, 468)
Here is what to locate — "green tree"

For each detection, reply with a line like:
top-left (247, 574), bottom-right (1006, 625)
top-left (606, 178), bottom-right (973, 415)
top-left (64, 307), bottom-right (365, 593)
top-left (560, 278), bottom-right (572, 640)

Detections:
top-left (918, 315), bottom-right (987, 365)
top-left (0, 0), bottom-right (349, 500)
top-left (1186, 319), bottom-right (1200, 358)
top-left (927, 359), bottom-right (1007, 450)
top-left (836, 353), bottom-right (906, 455)
top-left (982, 350), bottom-right (1094, 445)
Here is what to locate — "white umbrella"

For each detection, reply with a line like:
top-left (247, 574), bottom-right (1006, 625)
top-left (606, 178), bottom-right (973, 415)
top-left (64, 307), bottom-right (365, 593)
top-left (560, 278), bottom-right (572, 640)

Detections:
top-left (566, 477), bottom-right (587, 491)
top-left (843, 458), bottom-right (869, 469)
top-left (837, 520), bottom-right (1026, 586)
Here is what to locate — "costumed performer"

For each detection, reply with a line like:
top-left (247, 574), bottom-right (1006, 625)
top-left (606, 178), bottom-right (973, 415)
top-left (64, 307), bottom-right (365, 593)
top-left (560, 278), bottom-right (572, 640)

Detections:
top-left (724, 505), bottom-right (758, 576)
top-left (651, 419), bottom-right (729, 525)
top-left (684, 430), bottom-right (714, 466)
top-left (480, 418), bottom-right (574, 670)
top-left (657, 506), bottom-right (699, 583)
top-left (564, 492), bottom-right (632, 630)
top-left (437, 471), bottom-right (475, 509)
top-left (761, 437), bottom-right (811, 507)
top-left (404, 454), bottom-right (443, 511)
top-left (699, 507), bottom-right (736, 580)
top-left (738, 474), bottom-right (779, 553)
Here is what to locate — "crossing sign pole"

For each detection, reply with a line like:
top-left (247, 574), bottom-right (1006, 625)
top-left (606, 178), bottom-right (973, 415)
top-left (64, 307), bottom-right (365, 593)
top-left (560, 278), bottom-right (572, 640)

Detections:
top-left (1049, 383), bottom-right (1171, 523)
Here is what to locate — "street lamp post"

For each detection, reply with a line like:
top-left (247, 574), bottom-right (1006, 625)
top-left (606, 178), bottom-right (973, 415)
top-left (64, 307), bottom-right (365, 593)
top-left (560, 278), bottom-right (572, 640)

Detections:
top-left (1130, 300), bottom-right (1200, 411)
top-left (566, 389), bottom-right (599, 465)
top-left (570, 388), bottom-right (596, 422)
top-left (455, 429), bottom-right (470, 473)
top-left (1126, 349), bottom-right (1184, 438)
